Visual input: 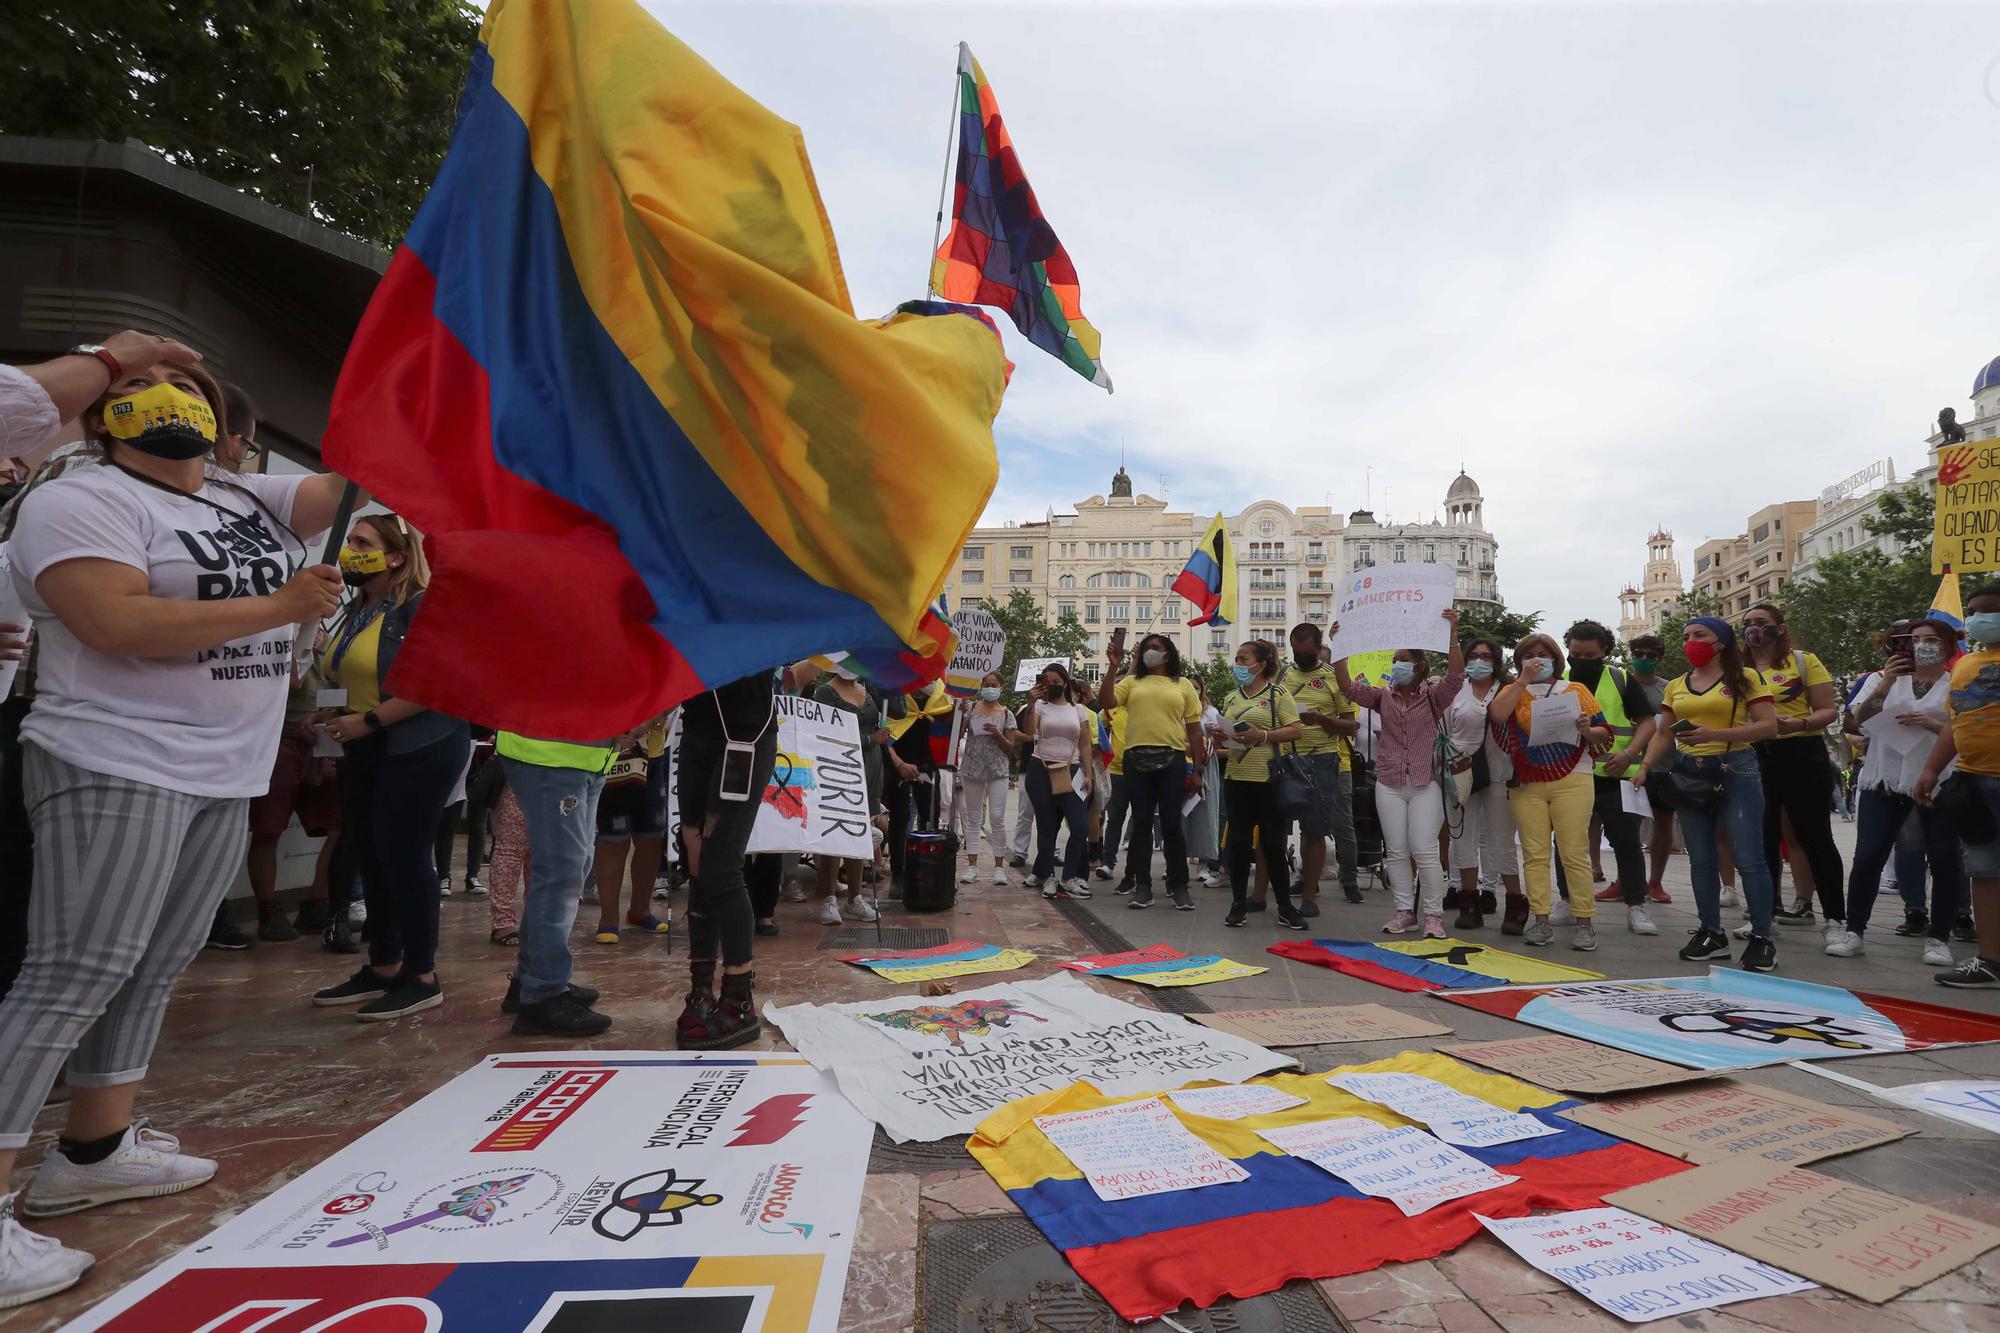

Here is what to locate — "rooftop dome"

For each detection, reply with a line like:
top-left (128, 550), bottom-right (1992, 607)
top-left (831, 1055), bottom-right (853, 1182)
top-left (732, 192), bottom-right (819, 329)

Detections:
top-left (1446, 471), bottom-right (1481, 500)
top-left (1975, 356), bottom-right (2000, 397)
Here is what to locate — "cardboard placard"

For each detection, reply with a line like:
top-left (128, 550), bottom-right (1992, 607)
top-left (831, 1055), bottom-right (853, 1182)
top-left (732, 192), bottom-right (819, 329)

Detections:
top-left (1562, 1082), bottom-right (1911, 1166)
top-left (1192, 1005), bottom-right (1451, 1048)
top-left (1608, 1161), bottom-right (2000, 1303)
top-left (1012, 656), bottom-right (1072, 691)
top-left (1440, 1036), bottom-right (1721, 1096)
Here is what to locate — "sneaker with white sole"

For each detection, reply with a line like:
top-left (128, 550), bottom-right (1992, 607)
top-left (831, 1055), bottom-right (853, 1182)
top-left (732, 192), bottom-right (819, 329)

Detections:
top-left (817, 898), bottom-right (843, 926)
top-left (991, 867), bottom-right (1009, 886)
top-left (1731, 922), bottom-right (1755, 940)
top-left (1937, 956), bottom-right (2000, 988)
top-left (1824, 930), bottom-right (1865, 958)
top-left (1422, 913), bottom-right (1447, 939)
top-left (1570, 922), bottom-right (1598, 951)
top-left (1921, 939), bottom-right (1954, 967)
top-left (958, 867), bottom-right (976, 885)
top-left (1040, 880), bottom-right (1059, 900)
top-left (1063, 878), bottom-right (1093, 899)
top-left (21, 1124), bottom-right (215, 1219)
top-left (1626, 905), bottom-right (1658, 936)
top-left (1521, 919), bottom-right (1555, 947)
top-left (1199, 870), bottom-right (1226, 889)
top-left (843, 897), bottom-right (880, 923)
top-left (1549, 898), bottom-right (1576, 928)
top-left (1092, 866), bottom-right (1115, 881)
top-left (1720, 886), bottom-right (1743, 910)
top-left (1381, 910), bottom-right (1418, 934)
top-left (0, 1192), bottom-right (92, 1309)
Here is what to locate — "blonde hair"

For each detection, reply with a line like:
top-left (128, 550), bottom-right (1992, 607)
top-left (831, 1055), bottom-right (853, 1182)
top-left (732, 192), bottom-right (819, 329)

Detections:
top-left (354, 512), bottom-right (430, 607)
top-left (1513, 633), bottom-right (1568, 678)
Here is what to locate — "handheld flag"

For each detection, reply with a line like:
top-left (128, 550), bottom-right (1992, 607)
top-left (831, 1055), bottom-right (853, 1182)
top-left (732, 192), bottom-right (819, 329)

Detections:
top-left (930, 43), bottom-right (1111, 390)
top-left (321, 0), bottom-right (1006, 738)
top-left (1933, 571), bottom-right (1965, 631)
top-left (1173, 514), bottom-right (1237, 627)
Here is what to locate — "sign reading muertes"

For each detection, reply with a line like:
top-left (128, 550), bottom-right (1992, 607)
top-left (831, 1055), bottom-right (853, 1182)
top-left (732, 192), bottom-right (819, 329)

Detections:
top-left (742, 693), bottom-right (873, 860)
top-left (65, 1053), bottom-right (871, 1333)
top-left (943, 606), bottom-right (1006, 698)
top-left (766, 973), bottom-right (1293, 1142)
top-left (1330, 562), bottom-right (1456, 659)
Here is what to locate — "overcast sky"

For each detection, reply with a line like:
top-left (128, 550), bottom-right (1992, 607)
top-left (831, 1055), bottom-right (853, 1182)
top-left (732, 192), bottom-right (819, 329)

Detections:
top-left (650, 1), bottom-right (2000, 629)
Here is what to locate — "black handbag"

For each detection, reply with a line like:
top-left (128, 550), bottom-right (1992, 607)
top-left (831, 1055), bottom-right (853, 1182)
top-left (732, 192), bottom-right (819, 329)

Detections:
top-left (1124, 744), bottom-right (1178, 776)
top-left (1469, 749), bottom-right (1492, 794)
top-left (1655, 761), bottom-right (1724, 814)
top-left (1933, 772), bottom-right (1999, 845)
top-left (1264, 694), bottom-right (1318, 820)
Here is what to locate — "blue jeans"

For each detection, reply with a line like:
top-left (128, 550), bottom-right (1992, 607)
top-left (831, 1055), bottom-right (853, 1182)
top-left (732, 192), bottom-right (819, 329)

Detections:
top-left (1025, 759), bottom-right (1088, 882)
top-left (1846, 789), bottom-right (1962, 942)
top-left (502, 758), bottom-right (606, 1004)
top-left (1674, 750), bottom-right (1775, 937)
top-left (1124, 753), bottom-right (1191, 890)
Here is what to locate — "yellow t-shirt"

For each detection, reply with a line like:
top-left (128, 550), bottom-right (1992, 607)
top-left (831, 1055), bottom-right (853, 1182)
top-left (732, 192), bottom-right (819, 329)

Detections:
top-left (1757, 651), bottom-right (1832, 722)
top-left (1219, 684), bottom-right (1301, 783)
top-left (1106, 706), bottom-right (1128, 776)
top-left (1112, 673), bottom-right (1200, 754)
top-left (335, 616), bottom-right (384, 714)
top-left (1662, 670), bottom-right (1772, 757)
top-left (1278, 663), bottom-right (1354, 769)
top-left (1948, 647), bottom-right (2000, 777)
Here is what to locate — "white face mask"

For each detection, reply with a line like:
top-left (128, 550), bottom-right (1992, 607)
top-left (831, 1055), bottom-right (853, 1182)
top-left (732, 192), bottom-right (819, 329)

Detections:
top-left (1142, 649), bottom-right (1167, 669)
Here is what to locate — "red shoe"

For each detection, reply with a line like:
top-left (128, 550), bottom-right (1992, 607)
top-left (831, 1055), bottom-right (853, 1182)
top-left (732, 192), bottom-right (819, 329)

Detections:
top-left (1648, 884), bottom-right (1673, 903)
top-left (1594, 882), bottom-right (1622, 903)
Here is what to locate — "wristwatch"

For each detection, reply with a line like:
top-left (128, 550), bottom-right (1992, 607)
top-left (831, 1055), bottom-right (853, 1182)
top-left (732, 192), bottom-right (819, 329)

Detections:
top-left (363, 710), bottom-right (384, 732)
top-left (66, 344), bottom-right (123, 385)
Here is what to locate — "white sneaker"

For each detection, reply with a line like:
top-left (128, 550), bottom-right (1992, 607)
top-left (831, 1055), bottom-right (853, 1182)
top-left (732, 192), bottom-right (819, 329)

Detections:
top-left (1199, 870), bottom-right (1226, 889)
top-left (21, 1123), bottom-right (216, 1219)
top-left (1720, 886), bottom-right (1743, 910)
top-left (817, 898), bottom-right (843, 925)
top-left (0, 1193), bottom-right (92, 1310)
top-left (1922, 939), bottom-right (1955, 967)
top-left (348, 900), bottom-right (368, 925)
top-left (1063, 878), bottom-right (1093, 899)
top-left (1040, 879), bottom-right (1059, 900)
top-left (843, 897), bottom-right (880, 923)
top-left (1549, 898), bottom-right (1576, 927)
top-left (438, 876), bottom-right (453, 898)
top-left (991, 867), bottom-right (1009, 886)
top-left (1732, 922), bottom-right (1754, 940)
top-left (1627, 905), bottom-right (1658, 936)
top-left (958, 867), bottom-right (976, 885)
top-left (1824, 930), bottom-right (1865, 958)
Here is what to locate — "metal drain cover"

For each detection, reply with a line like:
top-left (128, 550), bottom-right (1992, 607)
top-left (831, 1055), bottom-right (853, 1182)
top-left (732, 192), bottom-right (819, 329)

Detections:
top-left (816, 925), bottom-right (950, 952)
top-left (867, 1125), bottom-right (977, 1173)
top-left (922, 1215), bottom-right (1346, 1331)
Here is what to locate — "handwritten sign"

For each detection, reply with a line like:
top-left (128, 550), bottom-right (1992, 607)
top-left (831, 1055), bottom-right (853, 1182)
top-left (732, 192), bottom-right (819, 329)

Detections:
top-left (1035, 1098), bottom-right (1250, 1201)
top-left (1258, 1117), bottom-right (1516, 1216)
top-left (1327, 1070), bottom-right (1560, 1149)
top-left (1871, 1078), bottom-right (2000, 1135)
top-left (1329, 562), bottom-right (1456, 658)
top-left (1934, 440), bottom-right (2000, 574)
top-left (1163, 1083), bottom-right (1309, 1121)
top-left (1609, 1161), bottom-right (2000, 1303)
top-left (1013, 656), bottom-right (1072, 692)
top-left (944, 606), bottom-right (1006, 698)
top-left (1195, 1005), bottom-right (1451, 1048)
top-left (1476, 1207), bottom-right (1815, 1322)
top-left (1439, 1036), bottom-right (1718, 1096)
top-left (1561, 1082), bottom-right (1910, 1166)
top-left (741, 693), bottom-right (873, 859)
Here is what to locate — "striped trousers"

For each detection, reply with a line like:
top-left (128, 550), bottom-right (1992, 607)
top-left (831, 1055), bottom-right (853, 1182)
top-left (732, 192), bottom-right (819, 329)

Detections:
top-left (0, 745), bottom-right (248, 1146)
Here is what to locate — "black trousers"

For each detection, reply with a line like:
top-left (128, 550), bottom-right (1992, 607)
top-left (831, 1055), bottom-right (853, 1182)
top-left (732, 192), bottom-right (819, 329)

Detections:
top-left (679, 728), bottom-right (778, 967)
top-left (1756, 737), bottom-right (1846, 919)
top-left (1224, 778), bottom-right (1295, 910)
top-left (1554, 775), bottom-right (1648, 906)
top-left (463, 757), bottom-right (505, 879)
top-left (340, 730), bottom-right (470, 979)
top-left (747, 853), bottom-right (782, 921)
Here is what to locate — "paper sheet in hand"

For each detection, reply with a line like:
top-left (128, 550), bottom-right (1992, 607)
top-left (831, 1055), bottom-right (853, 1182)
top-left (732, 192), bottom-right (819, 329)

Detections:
top-left (1163, 1083), bottom-right (1308, 1120)
top-left (1609, 1160), bottom-right (2000, 1303)
top-left (1440, 1036), bottom-right (1717, 1095)
top-left (1561, 1082), bottom-right (1910, 1165)
top-left (1258, 1117), bottom-right (1515, 1216)
top-left (1527, 690), bottom-right (1583, 749)
top-left (1620, 781), bottom-right (1652, 819)
top-left (1196, 1005), bottom-right (1451, 1047)
top-left (1036, 1098), bottom-right (1250, 1201)
top-left (1477, 1207), bottom-right (1815, 1322)
top-left (1328, 1070), bottom-right (1560, 1148)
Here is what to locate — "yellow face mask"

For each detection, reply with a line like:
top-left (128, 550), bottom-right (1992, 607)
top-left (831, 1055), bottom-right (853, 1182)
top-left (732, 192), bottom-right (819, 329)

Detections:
top-left (102, 382), bottom-right (217, 458)
top-left (338, 547), bottom-right (390, 585)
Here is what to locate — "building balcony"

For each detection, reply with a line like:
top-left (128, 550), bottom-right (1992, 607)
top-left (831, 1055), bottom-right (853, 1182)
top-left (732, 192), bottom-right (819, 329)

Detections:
top-left (1247, 579), bottom-right (1286, 591)
top-left (1304, 552), bottom-right (1327, 564)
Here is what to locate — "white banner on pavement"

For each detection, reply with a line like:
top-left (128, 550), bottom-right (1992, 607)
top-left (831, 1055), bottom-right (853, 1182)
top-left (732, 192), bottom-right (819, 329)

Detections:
top-left (766, 973), bottom-right (1294, 1142)
top-left (64, 1052), bottom-right (872, 1333)
top-left (1326, 1070), bottom-right (1560, 1148)
top-left (1035, 1098), bottom-right (1251, 1201)
top-left (1329, 562), bottom-right (1456, 659)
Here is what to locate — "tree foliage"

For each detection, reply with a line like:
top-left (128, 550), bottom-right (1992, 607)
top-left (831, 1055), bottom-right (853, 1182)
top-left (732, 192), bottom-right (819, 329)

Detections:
top-left (1453, 600), bottom-right (1543, 650)
top-left (1776, 482), bottom-right (1957, 675)
top-left (977, 591), bottom-right (1090, 703)
top-left (6, 0), bottom-right (481, 247)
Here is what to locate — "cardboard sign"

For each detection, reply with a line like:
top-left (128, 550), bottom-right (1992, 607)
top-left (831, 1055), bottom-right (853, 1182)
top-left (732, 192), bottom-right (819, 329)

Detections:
top-left (1439, 1036), bottom-right (1720, 1096)
top-left (1013, 655), bottom-right (1072, 691)
top-left (1258, 1117), bottom-right (1515, 1217)
top-left (1562, 1083), bottom-right (1912, 1166)
top-left (1329, 562), bottom-right (1456, 658)
top-left (1035, 1098), bottom-right (1250, 1202)
top-left (944, 606), bottom-right (1006, 698)
top-left (1476, 1207), bottom-right (1815, 1322)
top-left (1609, 1161), bottom-right (2000, 1303)
top-left (1934, 440), bottom-right (2000, 574)
top-left (1194, 1005), bottom-right (1451, 1048)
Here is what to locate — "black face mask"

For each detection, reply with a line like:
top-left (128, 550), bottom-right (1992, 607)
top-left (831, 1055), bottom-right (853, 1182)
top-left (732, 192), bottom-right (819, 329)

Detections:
top-left (121, 427), bottom-right (211, 462)
top-left (1293, 650), bottom-right (1320, 669)
top-left (1570, 658), bottom-right (1606, 690)
top-left (341, 568), bottom-right (378, 589)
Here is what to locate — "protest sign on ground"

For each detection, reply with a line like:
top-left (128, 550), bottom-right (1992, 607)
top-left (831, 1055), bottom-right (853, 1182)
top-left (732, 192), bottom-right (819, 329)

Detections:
top-left (1195, 1004), bottom-right (1451, 1047)
top-left (1441, 1035), bottom-right (1718, 1095)
top-left (1561, 1082), bottom-right (1910, 1166)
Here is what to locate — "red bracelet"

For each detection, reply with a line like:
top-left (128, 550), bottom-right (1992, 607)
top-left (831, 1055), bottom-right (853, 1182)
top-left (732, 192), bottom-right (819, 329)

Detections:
top-left (85, 347), bottom-right (123, 384)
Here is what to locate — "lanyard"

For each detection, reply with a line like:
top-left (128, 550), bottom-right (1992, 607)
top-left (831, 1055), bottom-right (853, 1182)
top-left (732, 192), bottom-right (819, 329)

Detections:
top-left (327, 599), bottom-right (388, 674)
top-left (108, 462), bottom-right (305, 573)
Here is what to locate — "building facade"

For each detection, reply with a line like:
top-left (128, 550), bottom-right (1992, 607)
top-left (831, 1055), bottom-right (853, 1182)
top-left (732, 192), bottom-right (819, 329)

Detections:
top-left (1691, 501), bottom-right (1817, 619)
top-left (1793, 459), bottom-right (1933, 581)
top-left (944, 470), bottom-right (1502, 680)
top-left (1616, 530), bottom-right (1684, 643)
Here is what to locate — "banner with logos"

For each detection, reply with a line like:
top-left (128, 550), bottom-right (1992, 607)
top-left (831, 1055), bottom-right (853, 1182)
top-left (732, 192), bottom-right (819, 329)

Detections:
top-left (67, 1053), bottom-right (871, 1333)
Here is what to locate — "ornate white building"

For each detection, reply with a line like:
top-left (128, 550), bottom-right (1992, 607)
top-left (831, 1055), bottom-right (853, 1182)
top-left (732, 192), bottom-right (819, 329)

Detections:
top-left (944, 469), bottom-right (1503, 679)
top-left (1616, 530), bottom-right (1684, 643)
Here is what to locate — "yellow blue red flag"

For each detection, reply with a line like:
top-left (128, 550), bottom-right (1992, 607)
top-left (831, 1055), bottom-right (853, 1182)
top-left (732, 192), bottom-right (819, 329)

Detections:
top-left (1173, 514), bottom-right (1237, 627)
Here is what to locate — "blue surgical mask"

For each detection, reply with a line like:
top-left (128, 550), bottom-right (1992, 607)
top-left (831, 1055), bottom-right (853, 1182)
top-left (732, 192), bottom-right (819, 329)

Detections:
top-left (1968, 612), bottom-right (2000, 647)
top-left (1389, 661), bottom-right (1416, 686)
top-left (1231, 664), bottom-right (1255, 687)
top-left (1524, 658), bottom-right (1554, 682)
top-left (979, 686), bottom-right (1001, 702)
top-left (1466, 660), bottom-right (1495, 680)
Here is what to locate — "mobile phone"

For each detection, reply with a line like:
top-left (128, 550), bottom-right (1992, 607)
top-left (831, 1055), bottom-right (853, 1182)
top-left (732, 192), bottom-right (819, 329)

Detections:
top-left (718, 740), bottom-right (758, 802)
top-left (1889, 635), bottom-right (1915, 663)
top-left (1110, 627), bottom-right (1128, 656)
top-left (1234, 721), bottom-right (1252, 733)
top-left (1671, 719), bottom-right (1697, 735)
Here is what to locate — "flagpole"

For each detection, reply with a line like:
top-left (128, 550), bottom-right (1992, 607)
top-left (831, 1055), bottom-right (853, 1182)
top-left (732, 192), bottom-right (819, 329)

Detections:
top-left (926, 48), bottom-right (962, 297)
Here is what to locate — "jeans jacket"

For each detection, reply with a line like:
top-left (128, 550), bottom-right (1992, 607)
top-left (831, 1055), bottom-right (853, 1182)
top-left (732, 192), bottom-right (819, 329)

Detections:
top-left (371, 592), bottom-right (470, 757)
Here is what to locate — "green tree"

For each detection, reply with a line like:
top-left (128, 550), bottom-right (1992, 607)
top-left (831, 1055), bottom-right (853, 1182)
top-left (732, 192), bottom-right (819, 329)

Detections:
top-left (1191, 654), bottom-right (1240, 707)
top-left (1778, 550), bottom-right (1935, 674)
top-left (977, 591), bottom-right (1090, 703)
top-left (8, 0), bottom-right (481, 246)
top-left (1653, 589), bottom-right (1726, 677)
top-left (1453, 600), bottom-right (1542, 649)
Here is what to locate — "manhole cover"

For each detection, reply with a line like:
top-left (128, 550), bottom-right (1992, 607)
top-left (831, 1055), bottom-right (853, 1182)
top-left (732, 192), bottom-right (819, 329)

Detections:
top-left (923, 1215), bottom-right (1346, 1331)
top-left (817, 925), bottom-right (950, 952)
top-left (867, 1124), bottom-right (978, 1173)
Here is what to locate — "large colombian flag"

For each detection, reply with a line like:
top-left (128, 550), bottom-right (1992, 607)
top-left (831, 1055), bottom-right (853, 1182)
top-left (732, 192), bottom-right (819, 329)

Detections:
top-left (970, 1053), bottom-right (1683, 1320)
top-left (1173, 513), bottom-right (1237, 627)
top-left (322, 0), bottom-right (1008, 738)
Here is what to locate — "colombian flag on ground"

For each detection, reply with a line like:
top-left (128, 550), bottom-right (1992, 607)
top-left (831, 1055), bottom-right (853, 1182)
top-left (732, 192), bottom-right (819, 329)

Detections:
top-left (323, 0), bottom-right (1007, 737)
top-left (1173, 514), bottom-right (1237, 627)
top-left (1269, 937), bottom-right (1605, 994)
top-left (970, 1053), bottom-right (1682, 1320)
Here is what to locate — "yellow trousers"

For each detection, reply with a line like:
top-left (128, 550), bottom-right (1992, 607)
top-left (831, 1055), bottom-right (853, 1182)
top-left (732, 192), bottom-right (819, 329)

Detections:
top-left (1511, 768), bottom-right (1597, 920)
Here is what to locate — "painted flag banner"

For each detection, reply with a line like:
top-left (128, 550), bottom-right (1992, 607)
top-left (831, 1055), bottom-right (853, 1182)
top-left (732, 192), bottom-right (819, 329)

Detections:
top-left (1327, 1070), bottom-right (1562, 1149)
top-left (930, 43), bottom-right (1109, 389)
top-left (1086, 954), bottom-right (1267, 987)
top-left (1476, 1208), bottom-right (1816, 1322)
top-left (1440, 969), bottom-right (2000, 1070)
top-left (1058, 944), bottom-right (1190, 972)
top-left (967, 1051), bottom-right (1684, 1320)
top-left (1258, 1118), bottom-right (1518, 1217)
top-left (841, 942), bottom-right (1038, 983)
top-left (1173, 513), bottom-right (1237, 627)
top-left (322, 0), bottom-right (1006, 736)
top-left (1035, 1098), bottom-right (1252, 1202)
top-left (1163, 1083), bottom-right (1310, 1121)
top-left (1270, 937), bottom-right (1605, 994)
top-left (765, 974), bottom-right (1291, 1142)
top-left (63, 1053), bottom-right (871, 1333)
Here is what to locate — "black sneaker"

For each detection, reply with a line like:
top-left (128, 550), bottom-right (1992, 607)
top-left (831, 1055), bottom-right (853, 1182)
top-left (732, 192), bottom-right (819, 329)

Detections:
top-left (257, 910), bottom-right (299, 943)
top-left (1739, 935), bottom-right (1777, 973)
top-left (1343, 886), bottom-right (1364, 905)
top-left (1169, 885), bottom-right (1194, 911)
top-left (1773, 902), bottom-right (1816, 929)
top-left (322, 916), bottom-right (359, 955)
top-left (1245, 899), bottom-right (1268, 913)
top-left (357, 976), bottom-right (443, 1022)
top-left (206, 917), bottom-right (255, 951)
top-left (313, 967), bottom-right (393, 1007)
top-left (513, 991), bottom-right (613, 1036)
top-left (1299, 899), bottom-right (1320, 918)
top-left (500, 977), bottom-right (601, 1015)
top-left (1678, 928), bottom-right (1732, 962)
top-left (1114, 877), bottom-right (1135, 895)
top-left (754, 921), bottom-right (781, 937)
top-left (1279, 907), bottom-right (1309, 931)
top-left (1007, 855), bottom-right (1027, 869)
top-left (293, 900), bottom-right (332, 934)
top-left (1954, 915), bottom-right (1979, 944)
top-left (1894, 911), bottom-right (1930, 938)
top-left (1936, 957), bottom-right (2000, 989)
top-left (1224, 904), bottom-right (1248, 927)
top-left (1129, 887), bottom-right (1154, 910)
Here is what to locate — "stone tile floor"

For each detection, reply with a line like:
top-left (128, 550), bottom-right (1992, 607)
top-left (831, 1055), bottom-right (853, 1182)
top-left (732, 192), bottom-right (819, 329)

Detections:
top-left (12, 812), bottom-right (2000, 1330)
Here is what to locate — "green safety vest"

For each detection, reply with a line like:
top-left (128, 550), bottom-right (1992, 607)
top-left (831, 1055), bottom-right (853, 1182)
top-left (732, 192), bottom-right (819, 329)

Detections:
top-left (495, 731), bottom-right (618, 774)
top-left (1567, 665), bottom-right (1634, 779)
